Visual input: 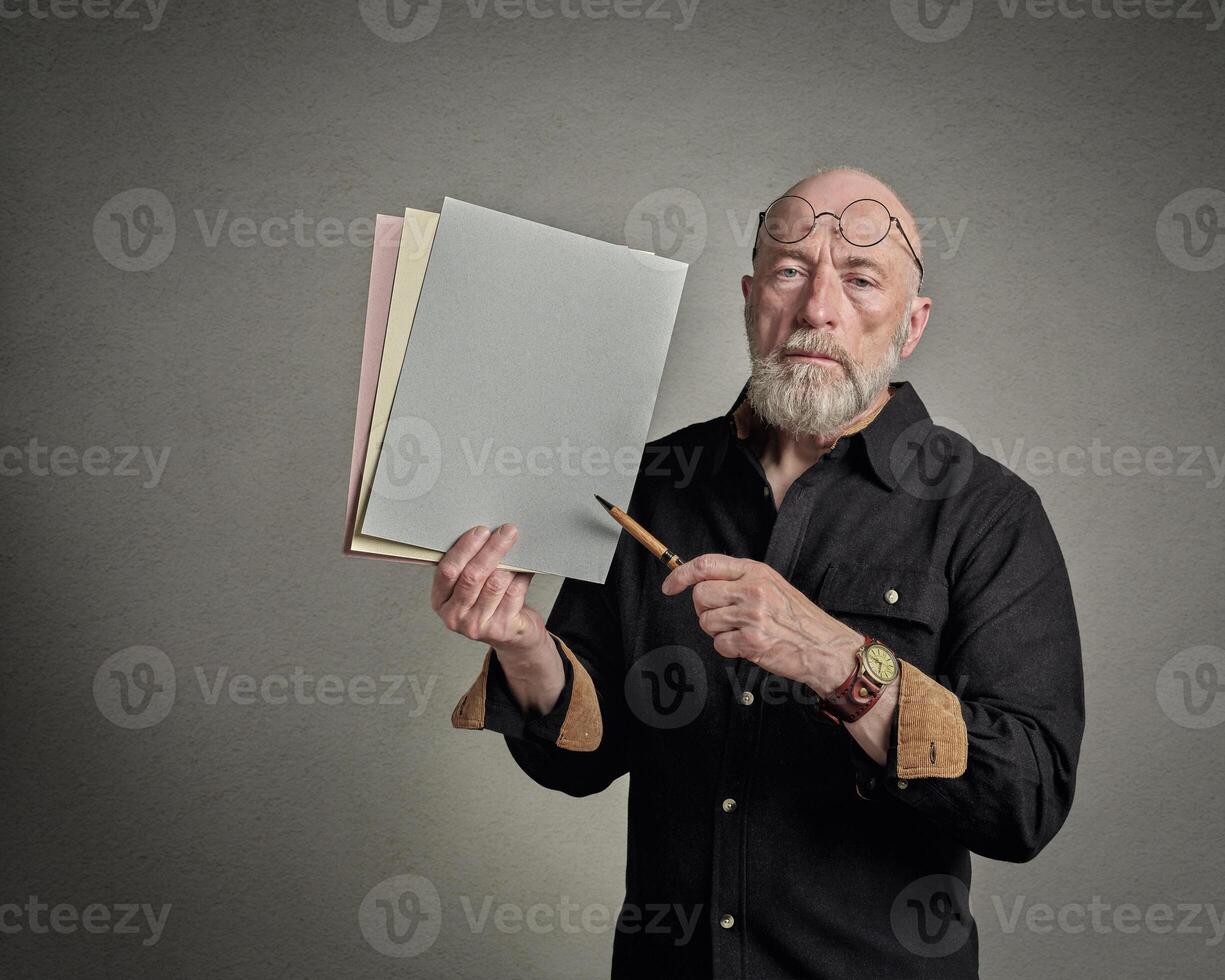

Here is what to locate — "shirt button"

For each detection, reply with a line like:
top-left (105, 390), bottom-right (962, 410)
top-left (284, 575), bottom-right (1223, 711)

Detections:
top-left (740, 691), bottom-right (754, 706)
top-left (884, 588), bottom-right (899, 604)
top-left (897, 779), bottom-right (909, 790)
top-left (719, 913), bottom-right (735, 929)
top-left (762, 485), bottom-right (770, 497)
top-left (721, 798), bottom-right (737, 813)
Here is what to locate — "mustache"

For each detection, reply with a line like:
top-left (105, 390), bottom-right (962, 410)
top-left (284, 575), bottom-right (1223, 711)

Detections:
top-left (774, 336), bottom-right (851, 369)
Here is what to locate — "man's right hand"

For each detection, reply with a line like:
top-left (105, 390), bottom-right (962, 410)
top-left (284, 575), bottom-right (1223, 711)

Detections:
top-left (432, 523), bottom-right (564, 715)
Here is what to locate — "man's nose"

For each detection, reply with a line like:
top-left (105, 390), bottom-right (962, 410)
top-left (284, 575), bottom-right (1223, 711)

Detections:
top-left (796, 258), bottom-right (841, 332)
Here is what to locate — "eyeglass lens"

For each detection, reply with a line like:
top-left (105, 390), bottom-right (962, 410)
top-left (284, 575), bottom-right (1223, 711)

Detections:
top-left (762, 196), bottom-right (893, 247)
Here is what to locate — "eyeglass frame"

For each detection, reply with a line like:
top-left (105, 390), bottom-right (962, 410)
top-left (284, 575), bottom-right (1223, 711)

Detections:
top-left (751, 195), bottom-right (925, 288)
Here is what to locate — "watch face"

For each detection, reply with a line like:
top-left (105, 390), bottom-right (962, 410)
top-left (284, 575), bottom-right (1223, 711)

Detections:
top-left (863, 643), bottom-right (899, 684)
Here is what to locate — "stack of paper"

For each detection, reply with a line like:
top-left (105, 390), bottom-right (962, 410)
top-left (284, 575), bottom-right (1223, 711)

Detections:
top-left (344, 198), bottom-right (688, 585)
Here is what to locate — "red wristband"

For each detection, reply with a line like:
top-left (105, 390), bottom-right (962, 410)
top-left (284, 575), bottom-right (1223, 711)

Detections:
top-left (818, 635), bottom-right (885, 725)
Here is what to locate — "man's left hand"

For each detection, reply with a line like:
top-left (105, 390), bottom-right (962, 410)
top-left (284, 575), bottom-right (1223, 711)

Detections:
top-left (661, 553), bottom-right (863, 698)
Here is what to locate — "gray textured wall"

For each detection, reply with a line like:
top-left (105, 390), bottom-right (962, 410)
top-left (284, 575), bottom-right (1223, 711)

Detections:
top-left (2, 1), bottom-right (1223, 977)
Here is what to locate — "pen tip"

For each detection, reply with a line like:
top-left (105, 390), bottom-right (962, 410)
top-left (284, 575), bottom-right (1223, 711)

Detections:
top-left (594, 493), bottom-right (613, 511)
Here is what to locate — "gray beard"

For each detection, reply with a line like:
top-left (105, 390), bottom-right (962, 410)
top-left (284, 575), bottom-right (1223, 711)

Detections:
top-left (744, 310), bottom-right (909, 440)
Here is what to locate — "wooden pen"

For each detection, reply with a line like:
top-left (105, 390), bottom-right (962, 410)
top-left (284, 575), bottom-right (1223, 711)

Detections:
top-left (594, 493), bottom-right (685, 570)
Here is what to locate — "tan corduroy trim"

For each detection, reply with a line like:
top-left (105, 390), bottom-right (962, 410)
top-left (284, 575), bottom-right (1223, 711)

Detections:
top-left (732, 398), bottom-right (755, 440)
top-left (450, 647), bottom-right (494, 732)
top-left (554, 636), bottom-right (603, 751)
top-left (450, 633), bottom-right (603, 752)
top-left (895, 659), bottom-right (968, 779)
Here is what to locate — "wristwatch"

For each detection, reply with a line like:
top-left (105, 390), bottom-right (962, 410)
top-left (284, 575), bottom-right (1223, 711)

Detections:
top-left (818, 635), bottom-right (900, 725)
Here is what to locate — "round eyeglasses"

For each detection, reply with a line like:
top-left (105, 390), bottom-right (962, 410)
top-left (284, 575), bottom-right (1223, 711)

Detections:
top-left (752, 195), bottom-right (925, 287)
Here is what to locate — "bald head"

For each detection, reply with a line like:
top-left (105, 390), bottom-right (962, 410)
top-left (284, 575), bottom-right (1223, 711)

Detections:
top-left (758, 165), bottom-right (924, 296)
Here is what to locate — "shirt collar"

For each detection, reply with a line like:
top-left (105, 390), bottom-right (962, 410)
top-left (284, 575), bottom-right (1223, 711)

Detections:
top-left (715, 378), bottom-right (932, 491)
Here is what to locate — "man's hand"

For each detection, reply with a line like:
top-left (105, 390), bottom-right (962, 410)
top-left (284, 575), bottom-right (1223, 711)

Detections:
top-left (431, 523), bottom-right (547, 659)
top-left (661, 553), bottom-right (862, 698)
top-left (432, 523), bottom-right (564, 716)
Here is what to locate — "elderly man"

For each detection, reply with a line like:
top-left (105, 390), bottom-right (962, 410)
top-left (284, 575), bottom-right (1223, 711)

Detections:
top-left (436, 167), bottom-right (1085, 978)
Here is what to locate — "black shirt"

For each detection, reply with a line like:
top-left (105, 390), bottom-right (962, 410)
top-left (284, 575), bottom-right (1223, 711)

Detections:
top-left (479, 379), bottom-right (1085, 979)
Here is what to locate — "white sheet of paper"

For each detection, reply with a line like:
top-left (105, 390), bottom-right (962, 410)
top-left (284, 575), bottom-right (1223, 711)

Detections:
top-left (360, 197), bottom-right (688, 584)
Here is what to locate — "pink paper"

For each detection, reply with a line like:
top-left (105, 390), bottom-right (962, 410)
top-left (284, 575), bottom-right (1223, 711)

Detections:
top-left (344, 213), bottom-right (410, 559)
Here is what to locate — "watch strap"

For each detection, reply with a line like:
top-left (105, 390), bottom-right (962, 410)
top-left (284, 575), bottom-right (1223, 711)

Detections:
top-left (819, 635), bottom-right (886, 725)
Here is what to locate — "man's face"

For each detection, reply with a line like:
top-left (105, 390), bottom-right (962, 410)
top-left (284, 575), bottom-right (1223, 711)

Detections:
top-left (741, 174), bottom-right (928, 440)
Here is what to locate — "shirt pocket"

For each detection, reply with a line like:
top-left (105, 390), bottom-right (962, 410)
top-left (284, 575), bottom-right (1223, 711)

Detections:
top-left (815, 561), bottom-right (948, 674)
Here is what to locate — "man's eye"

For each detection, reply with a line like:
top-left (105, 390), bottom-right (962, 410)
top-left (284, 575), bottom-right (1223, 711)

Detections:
top-left (776, 267), bottom-right (801, 280)
top-left (848, 276), bottom-right (875, 289)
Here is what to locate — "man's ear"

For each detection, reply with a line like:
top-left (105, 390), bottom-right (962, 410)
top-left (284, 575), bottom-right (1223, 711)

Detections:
top-left (741, 274), bottom-right (753, 300)
top-left (900, 295), bottom-right (933, 359)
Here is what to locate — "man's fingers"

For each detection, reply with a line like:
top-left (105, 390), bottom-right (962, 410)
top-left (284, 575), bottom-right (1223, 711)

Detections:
top-left (661, 553), bottom-right (748, 596)
top-left (431, 524), bottom-right (492, 611)
top-left (432, 523), bottom-right (518, 613)
top-left (443, 523), bottom-right (520, 618)
top-left (697, 604), bottom-right (742, 636)
top-left (486, 572), bottom-right (534, 639)
top-left (691, 579), bottom-right (740, 614)
top-left (468, 565), bottom-right (517, 631)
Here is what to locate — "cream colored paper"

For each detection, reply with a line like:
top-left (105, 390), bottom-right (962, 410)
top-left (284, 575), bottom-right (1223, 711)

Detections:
top-left (347, 210), bottom-right (437, 560)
